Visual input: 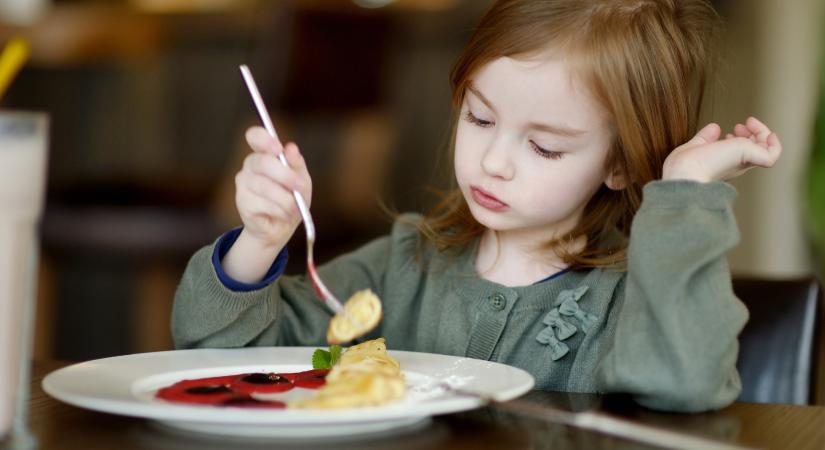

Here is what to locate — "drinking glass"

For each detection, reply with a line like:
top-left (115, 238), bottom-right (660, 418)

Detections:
top-left (0, 110), bottom-right (48, 449)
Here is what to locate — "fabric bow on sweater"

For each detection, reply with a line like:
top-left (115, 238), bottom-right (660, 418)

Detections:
top-left (555, 285), bottom-right (589, 305)
top-left (543, 308), bottom-right (577, 340)
top-left (535, 285), bottom-right (599, 360)
top-left (536, 326), bottom-right (570, 360)
top-left (556, 286), bottom-right (598, 333)
top-left (558, 299), bottom-right (598, 333)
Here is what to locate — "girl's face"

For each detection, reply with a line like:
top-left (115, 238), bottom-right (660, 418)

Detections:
top-left (454, 54), bottom-right (617, 241)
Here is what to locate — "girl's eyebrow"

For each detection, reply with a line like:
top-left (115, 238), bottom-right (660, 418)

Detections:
top-left (467, 83), bottom-right (497, 113)
top-left (528, 120), bottom-right (586, 138)
top-left (467, 82), bottom-right (587, 138)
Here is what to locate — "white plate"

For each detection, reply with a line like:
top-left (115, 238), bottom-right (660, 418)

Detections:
top-left (42, 347), bottom-right (534, 439)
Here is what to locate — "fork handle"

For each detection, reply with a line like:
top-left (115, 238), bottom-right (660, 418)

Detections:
top-left (241, 64), bottom-right (352, 319)
top-left (274, 152), bottom-right (316, 239)
top-left (240, 65), bottom-right (316, 240)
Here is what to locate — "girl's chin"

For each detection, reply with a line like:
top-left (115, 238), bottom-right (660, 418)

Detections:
top-left (468, 206), bottom-right (570, 239)
top-left (467, 205), bottom-right (515, 230)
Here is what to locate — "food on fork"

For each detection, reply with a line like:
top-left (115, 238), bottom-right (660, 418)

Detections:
top-left (327, 289), bottom-right (383, 344)
top-left (291, 338), bottom-right (405, 409)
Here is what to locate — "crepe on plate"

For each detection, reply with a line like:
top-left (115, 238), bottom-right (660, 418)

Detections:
top-left (290, 338), bottom-right (405, 409)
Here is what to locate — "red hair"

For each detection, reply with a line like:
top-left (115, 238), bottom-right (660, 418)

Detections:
top-left (418, 0), bottom-right (721, 269)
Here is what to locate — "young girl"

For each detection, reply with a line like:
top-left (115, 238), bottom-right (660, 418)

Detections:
top-left (172, 0), bottom-right (782, 412)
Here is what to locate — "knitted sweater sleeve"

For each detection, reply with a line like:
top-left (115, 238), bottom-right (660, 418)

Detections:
top-left (170, 226), bottom-right (403, 349)
top-left (596, 180), bottom-right (749, 412)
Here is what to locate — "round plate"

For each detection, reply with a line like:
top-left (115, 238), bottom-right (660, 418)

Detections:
top-left (42, 347), bottom-right (534, 439)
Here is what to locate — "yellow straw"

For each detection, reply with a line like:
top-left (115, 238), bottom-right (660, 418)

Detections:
top-left (0, 37), bottom-right (30, 100)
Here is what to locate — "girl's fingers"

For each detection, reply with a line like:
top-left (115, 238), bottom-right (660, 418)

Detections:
top-left (283, 142), bottom-right (307, 173)
top-left (733, 123), bottom-right (751, 138)
top-left (676, 120), bottom-right (782, 182)
top-left (245, 126), bottom-right (283, 155)
top-left (241, 172), bottom-right (299, 213)
top-left (738, 138), bottom-right (780, 168)
top-left (239, 188), bottom-right (295, 227)
top-left (237, 180), bottom-right (291, 219)
top-left (746, 116), bottom-right (768, 131)
top-left (243, 153), bottom-right (302, 191)
top-left (767, 132), bottom-right (783, 159)
top-left (745, 116), bottom-right (771, 143)
top-left (283, 142), bottom-right (311, 191)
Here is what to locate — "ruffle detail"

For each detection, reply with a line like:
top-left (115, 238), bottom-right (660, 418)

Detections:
top-left (535, 285), bottom-right (599, 360)
top-left (543, 308), bottom-right (577, 340)
top-left (536, 326), bottom-right (570, 360)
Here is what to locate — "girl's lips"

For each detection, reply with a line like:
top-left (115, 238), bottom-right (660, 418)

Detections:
top-left (470, 186), bottom-right (508, 212)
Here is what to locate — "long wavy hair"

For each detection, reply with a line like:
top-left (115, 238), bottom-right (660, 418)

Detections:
top-left (417, 0), bottom-right (721, 270)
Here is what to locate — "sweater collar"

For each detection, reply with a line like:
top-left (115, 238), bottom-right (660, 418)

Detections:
top-left (449, 238), bottom-right (593, 311)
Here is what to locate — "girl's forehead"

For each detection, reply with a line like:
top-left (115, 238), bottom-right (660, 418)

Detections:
top-left (471, 55), bottom-right (609, 130)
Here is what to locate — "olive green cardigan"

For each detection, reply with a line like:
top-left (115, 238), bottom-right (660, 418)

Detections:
top-left (171, 180), bottom-right (747, 412)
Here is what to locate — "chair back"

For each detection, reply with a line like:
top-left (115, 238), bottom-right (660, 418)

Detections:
top-left (734, 277), bottom-right (823, 405)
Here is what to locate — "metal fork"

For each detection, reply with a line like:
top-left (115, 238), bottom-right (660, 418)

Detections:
top-left (239, 65), bottom-right (347, 317)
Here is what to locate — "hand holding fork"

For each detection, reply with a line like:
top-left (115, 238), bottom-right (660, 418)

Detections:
top-left (236, 65), bottom-right (371, 337)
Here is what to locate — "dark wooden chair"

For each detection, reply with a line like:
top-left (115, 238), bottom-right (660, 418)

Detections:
top-left (734, 277), bottom-right (824, 405)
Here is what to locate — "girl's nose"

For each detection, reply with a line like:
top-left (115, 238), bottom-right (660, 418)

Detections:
top-left (481, 134), bottom-right (515, 180)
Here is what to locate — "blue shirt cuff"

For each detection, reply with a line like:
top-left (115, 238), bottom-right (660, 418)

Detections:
top-left (211, 227), bottom-right (289, 292)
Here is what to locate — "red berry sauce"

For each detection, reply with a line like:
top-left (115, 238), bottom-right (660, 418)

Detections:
top-left (155, 369), bottom-right (329, 408)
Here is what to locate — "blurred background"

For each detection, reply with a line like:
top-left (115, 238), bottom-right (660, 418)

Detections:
top-left (0, 0), bottom-right (822, 362)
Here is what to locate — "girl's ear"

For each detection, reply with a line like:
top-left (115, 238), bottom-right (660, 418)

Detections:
top-left (604, 168), bottom-right (627, 191)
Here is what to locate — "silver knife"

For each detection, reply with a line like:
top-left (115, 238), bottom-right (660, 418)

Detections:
top-left (446, 386), bottom-right (758, 450)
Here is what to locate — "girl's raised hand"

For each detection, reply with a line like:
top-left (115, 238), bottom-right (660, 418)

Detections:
top-left (235, 126), bottom-right (312, 251)
top-left (662, 117), bottom-right (782, 183)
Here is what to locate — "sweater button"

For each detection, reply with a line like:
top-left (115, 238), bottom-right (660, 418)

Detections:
top-left (489, 293), bottom-right (507, 311)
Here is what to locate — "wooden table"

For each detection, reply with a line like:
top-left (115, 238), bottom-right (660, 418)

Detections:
top-left (20, 361), bottom-right (825, 450)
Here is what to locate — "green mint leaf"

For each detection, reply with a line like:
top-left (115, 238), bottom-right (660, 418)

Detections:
top-left (329, 345), bottom-right (342, 367)
top-left (312, 348), bottom-right (331, 369)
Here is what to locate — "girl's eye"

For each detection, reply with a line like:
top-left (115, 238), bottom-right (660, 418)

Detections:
top-left (530, 141), bottom-right (564, 160)
top-left (464, 110), bottom-right (493, 128)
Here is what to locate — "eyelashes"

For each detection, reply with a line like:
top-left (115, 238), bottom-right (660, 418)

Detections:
top-left (464, 110), bottom-right (493, 128)
top-left (530, 142), bottom-right (564, 160)
top-left (463, 110), bottom-right (564, 161)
